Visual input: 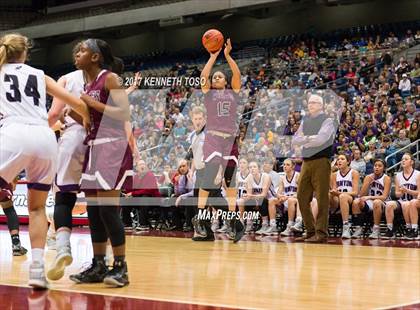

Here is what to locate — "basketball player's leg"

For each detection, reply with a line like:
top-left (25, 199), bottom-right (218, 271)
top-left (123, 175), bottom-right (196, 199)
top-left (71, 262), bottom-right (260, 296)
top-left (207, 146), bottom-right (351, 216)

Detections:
top-left (48, 127), bottom-right (86, 281)
top-left (384, 201), bottom-right (398, 233)
top-left (351, 198), bottom-right (364, 238)
top-left (224, 139), bottom-right (239, 213)
top-left (262, 198), bottom-right (278, 235)
top-left (329, 195), bottom-right (339, 210)
top-left (97, 190), bottom-right (129, 287)
top-left (268, 198), bottom-right (279, 230)
top-left (47, 191), bottom-right (77, 280)
top-left (193, 161), bottom-right (219, 241)
top-left (224, 163), bottom-right (245, 242)
top-left (408, 199), bottom-right (420, 239)
top-left (69, 191), bottom-right (108, 284)
top-left (310, 198), bottom-right (319, 225)
top-left (0, 178), bottom-right (27, 256)
top-left (291, 202), bottom-right (304, 234)
top-left (339, 194), bottom-right (353, 239)
top-left (280, 198), bottom-right (295, 236)
top-left (368, 200), bottom-right (383, 239)
top-left (338, 194), bottom-right (352, 223)
top-left (27, 188), bottom-right (50, 288)
top-left (238, 198), bottom-right (246, 218)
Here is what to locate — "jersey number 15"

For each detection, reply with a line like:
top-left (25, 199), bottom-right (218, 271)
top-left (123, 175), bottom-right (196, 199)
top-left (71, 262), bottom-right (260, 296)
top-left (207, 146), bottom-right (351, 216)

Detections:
top-left (4, 74), bottom-right (41, 106)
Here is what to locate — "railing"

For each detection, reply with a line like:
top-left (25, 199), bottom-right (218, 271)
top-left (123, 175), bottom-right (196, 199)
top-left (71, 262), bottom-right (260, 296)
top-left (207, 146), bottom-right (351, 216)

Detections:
top-left (385, 139), bottom-right (420, 173)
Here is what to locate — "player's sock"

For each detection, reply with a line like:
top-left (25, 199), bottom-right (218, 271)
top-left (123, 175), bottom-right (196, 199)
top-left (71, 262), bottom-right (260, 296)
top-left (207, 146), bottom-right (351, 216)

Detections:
top-left (32, 248), bottom-right (44, 264)
top-left (56, 229), bottom-right (71, 249)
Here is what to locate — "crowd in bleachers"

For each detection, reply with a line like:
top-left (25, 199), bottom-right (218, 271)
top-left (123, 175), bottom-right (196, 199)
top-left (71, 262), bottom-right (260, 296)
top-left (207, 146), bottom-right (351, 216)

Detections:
top-left (118, 22), bottom-right (420, 240)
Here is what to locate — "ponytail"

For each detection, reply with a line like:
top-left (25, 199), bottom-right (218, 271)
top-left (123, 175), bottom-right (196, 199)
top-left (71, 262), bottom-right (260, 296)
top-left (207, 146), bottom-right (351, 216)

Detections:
top-left (0, 33), bottom-right (31, 69)
top-left (0, 44), bottom-right (7, 68)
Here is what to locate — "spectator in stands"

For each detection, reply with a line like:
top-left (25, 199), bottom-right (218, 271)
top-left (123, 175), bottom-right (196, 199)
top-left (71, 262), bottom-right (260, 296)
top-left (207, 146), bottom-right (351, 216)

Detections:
top-left (124, 160), bottom-right (161, 231)
top-left (173, 159), bottom-right (195, 231)
top-left (399, 73), bottom-right (411, 98)
top-left (363, 128), bottom-right (378, 148)
top-left (377, 135), bottom-right (397, 168)
top-left (363, 141), bottom-right (377, 174)
top-left (408, 120), bottom-right (419, 142)
top-left (393, 129), bottom-right (411, 150)
top-left (405, 102), bottom-right (417, 123)
top-left (350, 148), bottom-right (366, 177)
top-left (158, 164), bottom-right (175, 187)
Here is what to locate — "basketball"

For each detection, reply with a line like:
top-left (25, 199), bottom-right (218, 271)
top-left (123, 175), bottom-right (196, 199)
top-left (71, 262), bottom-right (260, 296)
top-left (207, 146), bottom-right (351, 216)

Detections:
top-left (1, 1), bottom-right (420, 309)
top-left (202, 29), bottom-right (224, 53)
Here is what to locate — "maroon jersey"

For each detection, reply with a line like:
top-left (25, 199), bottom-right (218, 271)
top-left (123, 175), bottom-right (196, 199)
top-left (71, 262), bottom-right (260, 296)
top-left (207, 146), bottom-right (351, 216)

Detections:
top-left (204, 89), bottom-right (239, 134)
top-left (84, 70), bottom-right (125, 142)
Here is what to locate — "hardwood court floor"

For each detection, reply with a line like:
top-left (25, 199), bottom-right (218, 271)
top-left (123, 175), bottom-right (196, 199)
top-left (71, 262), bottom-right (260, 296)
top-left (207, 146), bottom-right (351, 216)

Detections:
top-left (0, 229), bottom-right (419, 309)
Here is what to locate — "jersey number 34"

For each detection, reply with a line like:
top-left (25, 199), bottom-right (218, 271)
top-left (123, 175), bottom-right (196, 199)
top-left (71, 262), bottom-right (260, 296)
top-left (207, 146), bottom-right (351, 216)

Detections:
top-left (4, 74), bottom-right (40, 106)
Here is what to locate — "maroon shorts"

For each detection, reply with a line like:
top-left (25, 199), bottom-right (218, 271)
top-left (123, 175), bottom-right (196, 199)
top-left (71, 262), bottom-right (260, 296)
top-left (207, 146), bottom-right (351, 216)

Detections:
top-left (80, 138), bottom-right (133, 192)
top-left (203, 133), bottom-right (238, 167)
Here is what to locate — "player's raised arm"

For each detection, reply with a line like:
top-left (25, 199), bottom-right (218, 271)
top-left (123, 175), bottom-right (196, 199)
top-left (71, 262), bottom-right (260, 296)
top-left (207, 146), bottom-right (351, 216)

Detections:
top-left (224, 39), bottom-right (241, 93)
top-left (200, 49), bottom-right (221, 94)
top-left (47, 75), bottom-right (67, 127)
top-left (45, 75), bottom-right (90, 124)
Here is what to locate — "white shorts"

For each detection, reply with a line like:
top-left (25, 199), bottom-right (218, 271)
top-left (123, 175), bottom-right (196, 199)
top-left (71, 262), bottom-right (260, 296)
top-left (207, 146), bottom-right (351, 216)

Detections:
top-left (54, 124), bottom-right (87, 193)
top-left (0, 121), bottom-right (57, 191)
top-left (365, 199), bottom-right (386, 211)
top-left (283, 197), bottom-right (315, 210)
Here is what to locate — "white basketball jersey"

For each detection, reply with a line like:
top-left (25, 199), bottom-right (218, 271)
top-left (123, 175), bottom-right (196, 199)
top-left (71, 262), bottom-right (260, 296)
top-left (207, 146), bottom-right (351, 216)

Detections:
top-left (336, 169), bottom-right (354, 193)
top-left (282, 171), bottom-right (299, 196)
top-left (63, 70), bottom-right (85, 125)
top-left (396, 169), bottom-right (419, 201)
top-left (236, 171), bottom-right (249, 198)
top-left (369, 173), bottom-right (386, 197)
top-left (0, 63), bottom-right (47, 123)
top-left (250, 173), bottom-right (275, 199)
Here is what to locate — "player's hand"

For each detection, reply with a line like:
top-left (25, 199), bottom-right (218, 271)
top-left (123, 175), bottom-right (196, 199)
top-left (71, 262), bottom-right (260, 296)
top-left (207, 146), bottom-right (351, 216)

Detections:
top-left (224, 38), bottom-right (232, 57)
top-left (360, 196), bottom-right (369, 203)
top-left (366, 175), bottom-right (374, 185)
top-left (210, 48), bottom-right (222, 58)
top-left (80, 94), bottom-right (93, 107)
top-left (400, 186), bottom-right (407, 193)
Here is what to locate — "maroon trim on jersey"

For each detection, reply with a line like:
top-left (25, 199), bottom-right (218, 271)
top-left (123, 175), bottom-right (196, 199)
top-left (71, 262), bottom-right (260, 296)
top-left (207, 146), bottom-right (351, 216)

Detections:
top-left (339, 168), bottom-right (351, 178)
top-left (286, 171), bottom-right (295, 184)
top-left (0, 176), bottom-right (9, 188)
top-left (252, 173), bottom-right (262, 187)
top-left (374, 173), bottom-right (384, 180)
top-left (402, 168), bottom-right (414, 182)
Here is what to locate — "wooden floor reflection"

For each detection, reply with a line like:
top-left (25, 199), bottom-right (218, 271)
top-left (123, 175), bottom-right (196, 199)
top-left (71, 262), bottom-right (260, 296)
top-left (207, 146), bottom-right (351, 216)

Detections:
top-left (0, 230), bottom-right (419, 309)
